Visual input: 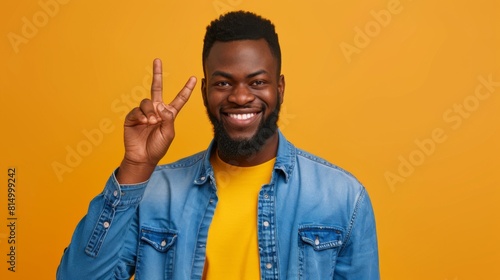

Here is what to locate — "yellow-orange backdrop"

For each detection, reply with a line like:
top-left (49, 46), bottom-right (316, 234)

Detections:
top-left (1, 0), bottom-right (499, 279)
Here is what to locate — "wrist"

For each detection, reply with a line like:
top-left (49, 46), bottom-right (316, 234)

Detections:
top-left (116, 158), bottom-right (157, 184)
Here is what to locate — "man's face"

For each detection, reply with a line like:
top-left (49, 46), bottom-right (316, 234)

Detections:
top-left (202, 39), bottom-right (284, 158)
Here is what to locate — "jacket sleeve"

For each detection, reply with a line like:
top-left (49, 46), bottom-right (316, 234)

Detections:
top-left (334, 187), bottom-right (380, 280)
top-left (56, 170), bottom-right (148, 280)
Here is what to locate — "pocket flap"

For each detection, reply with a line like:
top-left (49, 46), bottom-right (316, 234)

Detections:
top-left (140, 226), bottom-right (178, 253)
top-left (298, 225), bottom-right (343, 251)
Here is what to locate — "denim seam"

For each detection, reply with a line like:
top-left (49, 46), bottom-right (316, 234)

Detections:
top-left (189, 182), bottom-right (215, 279)
top-left (339, 187), bottom-right (366, 255)
top-left (298, 151), bottom-right (358, 178)
top-left (84, 198), bottom-right (116, 258)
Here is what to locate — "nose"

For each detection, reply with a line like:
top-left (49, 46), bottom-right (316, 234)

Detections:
top-left (227, 83), bottom-right (255, 105)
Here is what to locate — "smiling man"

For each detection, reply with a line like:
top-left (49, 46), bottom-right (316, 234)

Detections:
top-left (57, 11), bottom-right (379, 280)
top-left (203, 38), bottom-right (283, 166)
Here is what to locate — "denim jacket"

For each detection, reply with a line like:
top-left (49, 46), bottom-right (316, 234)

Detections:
top-left (57, 131), bottom-right (379, 279)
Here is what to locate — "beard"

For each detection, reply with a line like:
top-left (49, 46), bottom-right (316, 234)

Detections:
top-left (207, 98), bottom-right (281, 161)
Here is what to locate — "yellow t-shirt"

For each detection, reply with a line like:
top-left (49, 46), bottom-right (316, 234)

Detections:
top-left (203, 153), bottom-right (276, 279)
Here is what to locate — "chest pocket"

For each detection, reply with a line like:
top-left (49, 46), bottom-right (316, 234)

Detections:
top-left (298, 225), bottom-right (344, 279)
top-left (136, 226), bottom-right (177, 280)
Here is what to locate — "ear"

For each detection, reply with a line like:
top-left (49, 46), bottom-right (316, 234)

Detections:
top-left (278, 74), bottom-right (285, 104)
top-left (201, 78), bottom-right (208, 107)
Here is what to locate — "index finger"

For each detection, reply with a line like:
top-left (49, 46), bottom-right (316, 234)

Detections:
top-left (151, 58), bottom-right (163, 103)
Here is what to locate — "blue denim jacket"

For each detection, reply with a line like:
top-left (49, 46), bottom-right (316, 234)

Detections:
top-left (57, 131), bottom-right (379, 279)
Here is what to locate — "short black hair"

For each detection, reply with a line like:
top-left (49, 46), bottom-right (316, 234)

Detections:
top-left (202, 11), bottom-right (281, 74)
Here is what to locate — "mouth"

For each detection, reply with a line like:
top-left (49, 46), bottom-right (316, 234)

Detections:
top-left (221, 110), bottom-right (262, 133)
top-left (227, 113), bottom-right (257, 120)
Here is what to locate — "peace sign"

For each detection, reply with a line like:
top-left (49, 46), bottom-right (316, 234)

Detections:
top-left (117, 59), bottom-right (197, 184)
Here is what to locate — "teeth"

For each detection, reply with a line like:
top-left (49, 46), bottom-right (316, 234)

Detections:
top-left (228, 113), bottom-right (256, 120)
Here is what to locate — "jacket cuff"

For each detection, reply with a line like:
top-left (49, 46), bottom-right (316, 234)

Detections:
top-left (102, 168), bottom-right (149, 208)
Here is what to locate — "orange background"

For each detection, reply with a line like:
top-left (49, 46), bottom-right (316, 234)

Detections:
top-left (1, 0), bottom-right (499, 279)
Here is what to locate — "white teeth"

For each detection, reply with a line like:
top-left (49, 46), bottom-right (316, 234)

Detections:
top-left (229, 113), bottom-right (256, 120)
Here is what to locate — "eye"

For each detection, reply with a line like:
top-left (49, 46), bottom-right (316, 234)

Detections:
top-left (214, 81), bottom-right (230, 87)
top-left (251, 80), bottom-right (266, 86)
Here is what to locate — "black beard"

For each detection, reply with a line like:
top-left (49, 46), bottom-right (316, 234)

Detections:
top-left (207, 101), bottom-right (281, 162)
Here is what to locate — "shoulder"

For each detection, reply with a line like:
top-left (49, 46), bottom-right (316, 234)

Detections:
top-left (277, 133), bottom-right (363, 192)
top-left (285, 146), bottom-right (369, 210)
top-left (145, 150), bottom-right (208, 191)
top-left (142, 150), bottom-right (209, 202)
top-left (294, 147), bottom-right (363, 187)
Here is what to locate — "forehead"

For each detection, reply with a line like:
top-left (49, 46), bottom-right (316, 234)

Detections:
top-left (204, 39), bottom-right (278, 76)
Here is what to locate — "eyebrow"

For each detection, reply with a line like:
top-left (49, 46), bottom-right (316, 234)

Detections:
top-left (211, 70), bottom-right (269, 79)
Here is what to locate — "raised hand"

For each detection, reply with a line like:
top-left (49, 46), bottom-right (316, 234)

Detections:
top-left (116, 59), bottom-right (197, 184)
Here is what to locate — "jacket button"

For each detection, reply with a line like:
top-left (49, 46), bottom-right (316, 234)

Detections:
top-left (161, 240), bottom-right (167, 247)
top-left (266, 263), bottom-right (272, 269)
top-left (263, 221), bottom-right (270, 227)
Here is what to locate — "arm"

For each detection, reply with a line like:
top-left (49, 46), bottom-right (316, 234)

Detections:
top-left (57, 59), bottom-right (197, 279)
top-left (334, 187), bottom-right (380, 279)
top-left (56, 174), bottom-right (146, 279)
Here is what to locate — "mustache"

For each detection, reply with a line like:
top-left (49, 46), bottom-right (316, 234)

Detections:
top-left (220, 104), bottom-right (265, 111)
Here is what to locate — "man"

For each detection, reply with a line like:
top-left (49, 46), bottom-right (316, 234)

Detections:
top-left (57, 11), bottom-right (379, 279)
